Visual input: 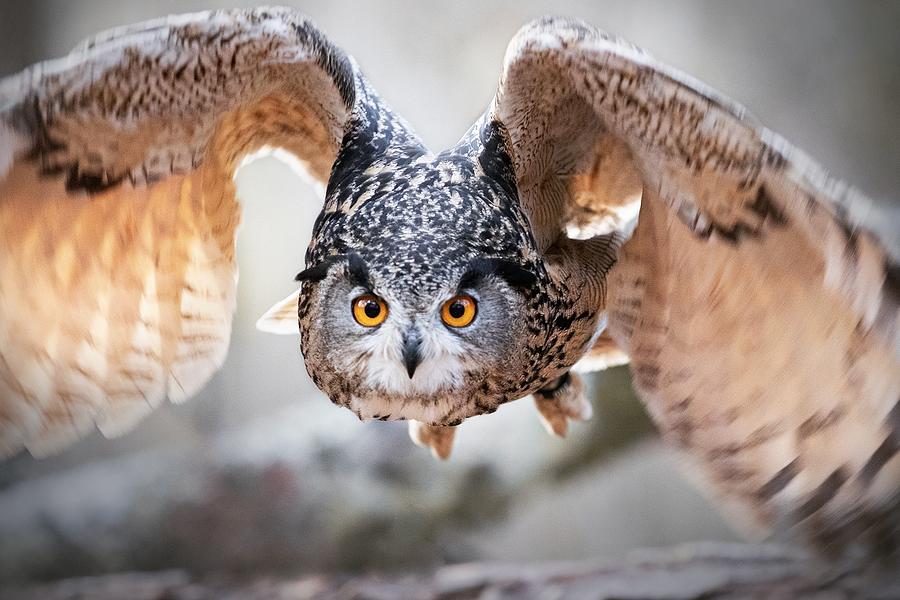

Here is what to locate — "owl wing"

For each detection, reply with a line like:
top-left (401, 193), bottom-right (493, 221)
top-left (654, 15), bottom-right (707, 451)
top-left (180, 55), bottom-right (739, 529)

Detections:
top-left (0, 8), bottom-right (371, 457)
top-left (493, 17), bottom-right (900, 553)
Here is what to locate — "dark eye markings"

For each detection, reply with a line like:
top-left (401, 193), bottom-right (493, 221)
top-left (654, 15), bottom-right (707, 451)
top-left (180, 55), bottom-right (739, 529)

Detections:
top-left (295, 254), bottom-right (348, 282)
top-left (294, 252), bottom-right (372, 290)
top-left (346, 253), bottom-right (372, 289)
top-left (457, 257), bottom-right (537, 291)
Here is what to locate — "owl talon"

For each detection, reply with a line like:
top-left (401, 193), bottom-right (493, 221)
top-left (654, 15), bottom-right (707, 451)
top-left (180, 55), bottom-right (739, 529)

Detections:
top-left (408, 421), bottom-right (456, 460)
top-left (534, 372), bottom-right (591, 438)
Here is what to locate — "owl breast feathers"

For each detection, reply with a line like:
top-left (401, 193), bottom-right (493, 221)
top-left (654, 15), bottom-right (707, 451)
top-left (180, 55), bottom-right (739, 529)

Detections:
top-left (0, 8), bottom-right (897, 561)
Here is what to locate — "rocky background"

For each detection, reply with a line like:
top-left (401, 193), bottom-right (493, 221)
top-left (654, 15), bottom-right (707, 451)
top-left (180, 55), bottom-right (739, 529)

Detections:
top-left (0, 1), bottom-right (898, 596)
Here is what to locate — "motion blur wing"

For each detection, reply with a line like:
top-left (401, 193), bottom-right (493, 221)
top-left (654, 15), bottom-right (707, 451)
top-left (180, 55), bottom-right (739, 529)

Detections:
top-left (0, 8), bottom-right (363, 456)
top-left (493, 16), bottom-right (899, 555)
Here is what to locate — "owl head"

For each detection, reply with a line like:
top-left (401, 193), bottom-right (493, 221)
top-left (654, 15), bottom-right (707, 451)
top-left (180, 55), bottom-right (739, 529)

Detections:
top-left (290, 152), bottom-right (556, 425)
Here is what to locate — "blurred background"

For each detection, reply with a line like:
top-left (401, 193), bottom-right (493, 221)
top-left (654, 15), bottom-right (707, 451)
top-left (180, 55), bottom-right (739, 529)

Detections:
top-left (0, 0), bottom-right (897, 586)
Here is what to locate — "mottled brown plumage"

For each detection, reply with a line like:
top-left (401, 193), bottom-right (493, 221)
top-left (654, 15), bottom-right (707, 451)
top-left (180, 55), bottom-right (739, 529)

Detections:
top-left (0, 9), bottom-right (897, 561)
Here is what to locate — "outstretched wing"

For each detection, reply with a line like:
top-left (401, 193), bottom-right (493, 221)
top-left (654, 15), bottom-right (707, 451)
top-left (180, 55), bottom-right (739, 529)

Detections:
top-left (0, 8), bottom-right (363, 457)
top-left (493, 17), bottom-right (900, 554)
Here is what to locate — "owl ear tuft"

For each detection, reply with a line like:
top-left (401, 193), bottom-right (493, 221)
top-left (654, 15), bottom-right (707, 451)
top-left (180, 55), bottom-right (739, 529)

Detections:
top-left (256, 289), bottom-right (302, 335)
top-left (459, 257), bottom-right (537, 291)
top-left (294, 253), bottom-right (349, 282)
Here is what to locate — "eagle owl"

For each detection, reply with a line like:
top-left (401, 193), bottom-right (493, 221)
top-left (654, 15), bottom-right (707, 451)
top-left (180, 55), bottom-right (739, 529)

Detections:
top-left (0, 8), bottom-right (897, 559)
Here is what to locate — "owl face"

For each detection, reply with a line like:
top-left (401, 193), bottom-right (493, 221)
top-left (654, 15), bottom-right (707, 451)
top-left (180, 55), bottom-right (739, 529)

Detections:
top-left (297, 150), bottom-right (563, 424)
top-left (298, 146), bottom-right (572, 425)
top-left (298, 249), bottom-right (539, 424)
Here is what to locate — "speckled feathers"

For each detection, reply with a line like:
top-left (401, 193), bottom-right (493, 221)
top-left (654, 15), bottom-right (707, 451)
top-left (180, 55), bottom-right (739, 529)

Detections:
top-left (0, 8), bottom-right (897, 561)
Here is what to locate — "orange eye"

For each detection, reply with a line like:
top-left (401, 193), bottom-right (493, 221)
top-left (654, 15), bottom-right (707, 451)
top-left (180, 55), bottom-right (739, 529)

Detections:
top-left (441, 294), bottom-right (477, 328)
top-left (352, 294), bottom-right (388, 327)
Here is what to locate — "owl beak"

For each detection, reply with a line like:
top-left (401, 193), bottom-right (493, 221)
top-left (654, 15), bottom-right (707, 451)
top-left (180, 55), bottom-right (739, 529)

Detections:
top-left (402, 329), bottom-right (422, 379)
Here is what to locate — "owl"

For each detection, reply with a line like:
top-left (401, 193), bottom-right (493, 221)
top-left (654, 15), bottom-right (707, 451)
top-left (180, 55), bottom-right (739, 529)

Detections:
top-left (0, 8), bottom-right (897, 559)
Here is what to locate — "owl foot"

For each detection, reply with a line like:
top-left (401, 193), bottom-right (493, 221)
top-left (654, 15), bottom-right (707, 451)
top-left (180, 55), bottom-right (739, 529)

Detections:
top-left (533, 372), bottom-right (591, 437)
top-left (408, 421), bottom-right (456, 460)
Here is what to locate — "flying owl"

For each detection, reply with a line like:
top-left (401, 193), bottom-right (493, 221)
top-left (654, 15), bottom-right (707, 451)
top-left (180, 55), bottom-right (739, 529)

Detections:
top-left (0, 8), bottom-right (897, 559)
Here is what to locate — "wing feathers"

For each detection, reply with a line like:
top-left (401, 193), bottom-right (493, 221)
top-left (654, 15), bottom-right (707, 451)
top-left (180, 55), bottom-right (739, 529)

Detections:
top-left (0, 8), bottom-right (357, 457)
top-left (495, 16), bottom-right (900, 557)
top-left (0, 161), bottom-right (236, 455)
